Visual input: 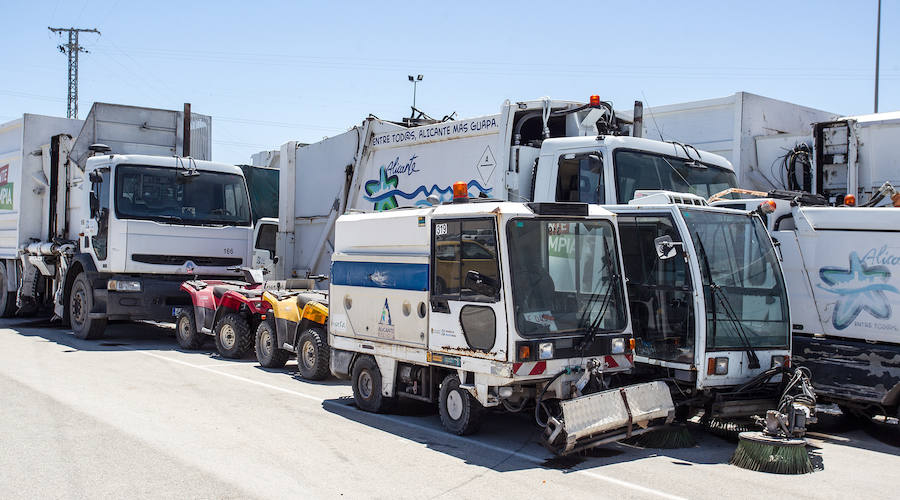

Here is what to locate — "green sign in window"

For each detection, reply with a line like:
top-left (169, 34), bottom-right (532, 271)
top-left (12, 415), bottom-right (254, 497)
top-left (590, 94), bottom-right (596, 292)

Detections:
top-left (0, 183), bottom-right (13, 210)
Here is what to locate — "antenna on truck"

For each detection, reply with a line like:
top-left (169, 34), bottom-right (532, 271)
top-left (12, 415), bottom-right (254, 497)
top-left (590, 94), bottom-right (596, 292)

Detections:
top-left (641, 91), bottom-right (665, 141)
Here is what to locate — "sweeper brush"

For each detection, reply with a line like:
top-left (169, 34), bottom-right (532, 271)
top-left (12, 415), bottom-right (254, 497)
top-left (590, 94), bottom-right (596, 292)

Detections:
top-left (731, 432), bottom-right (813, 474)
top-left (625, 424), bottom-right (696, 449)
top-left (730, 367), bottom-right (817, 474)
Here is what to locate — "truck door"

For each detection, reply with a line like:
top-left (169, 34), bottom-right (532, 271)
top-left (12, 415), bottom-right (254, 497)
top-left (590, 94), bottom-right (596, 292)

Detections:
top-left (429, 217), bottom-right (506, 360)
top-left (251, 218), bottom-right (278, 275)
top-left (553, 152), bottom-right (606, 204)
top-left (616, 213), bottom-right (695, 366)
top-left (83, 168), bottom-right (111, 266)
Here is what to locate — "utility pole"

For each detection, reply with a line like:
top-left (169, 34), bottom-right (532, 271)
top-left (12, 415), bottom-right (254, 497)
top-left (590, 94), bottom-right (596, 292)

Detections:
top-left (874, 0), bottom-right (881, 113)
top-left (48, 27), bottom-right (100, 119)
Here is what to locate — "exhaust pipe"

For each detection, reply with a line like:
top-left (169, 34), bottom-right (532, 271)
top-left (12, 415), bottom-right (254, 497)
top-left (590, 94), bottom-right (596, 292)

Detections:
top-left (632, 101), bottom-right (643, 138)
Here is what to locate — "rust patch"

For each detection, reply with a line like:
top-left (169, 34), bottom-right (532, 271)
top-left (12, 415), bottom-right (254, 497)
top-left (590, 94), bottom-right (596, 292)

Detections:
top-left (438, 346), bottom-right (505, 359)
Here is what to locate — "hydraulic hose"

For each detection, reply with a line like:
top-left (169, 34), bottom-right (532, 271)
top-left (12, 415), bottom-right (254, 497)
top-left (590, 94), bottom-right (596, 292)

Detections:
top-left (534, 369), bottom-right (569, 428)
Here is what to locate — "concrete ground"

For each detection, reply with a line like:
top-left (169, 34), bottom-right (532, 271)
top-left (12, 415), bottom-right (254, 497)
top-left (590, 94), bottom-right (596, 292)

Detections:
top-left (1, 318), bottom-right (897, 499)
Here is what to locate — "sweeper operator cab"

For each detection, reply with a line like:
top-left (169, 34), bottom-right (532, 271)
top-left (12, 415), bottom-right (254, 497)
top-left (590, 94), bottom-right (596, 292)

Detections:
top-left (328, 194), bottom-right (675, 455)
top-left (609, 191), bottom-right (797, 420)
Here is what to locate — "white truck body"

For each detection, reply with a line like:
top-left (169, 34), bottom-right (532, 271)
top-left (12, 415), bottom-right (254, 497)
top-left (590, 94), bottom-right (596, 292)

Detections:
top-left (276, 97), bottom-right (739, 281)
top-left (712, 197), bottom-right (900, 415)
top-left (617, 92), bottom-right (836, 191)
top-left (0, 103), bottom-right (262, 339)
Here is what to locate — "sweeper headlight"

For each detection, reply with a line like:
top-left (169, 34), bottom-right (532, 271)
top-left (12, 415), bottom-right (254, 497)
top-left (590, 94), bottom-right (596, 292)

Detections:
top-left (707, 357), bottom-right (729, 375)
top-left (771, 355), bottom-right (790, 369)
top-left (611, 337), bottom-right (626, 354)
top-left (538, 342), bottom-right (554, 360)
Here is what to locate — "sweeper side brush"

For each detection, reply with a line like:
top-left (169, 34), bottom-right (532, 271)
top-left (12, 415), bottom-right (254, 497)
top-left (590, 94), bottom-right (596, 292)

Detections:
top-left (730, 367), bottom-right (817, 474)
top-left (625, 424), bottom-right (696, 449)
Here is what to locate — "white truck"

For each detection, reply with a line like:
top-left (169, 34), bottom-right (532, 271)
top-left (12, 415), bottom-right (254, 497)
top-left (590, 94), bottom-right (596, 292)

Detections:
top-left (0, 103), bottom-right (270, 339)
top-left (274, 96), bottom-right (795, 420)
top-left (330, 195), bottom-right (675, 454)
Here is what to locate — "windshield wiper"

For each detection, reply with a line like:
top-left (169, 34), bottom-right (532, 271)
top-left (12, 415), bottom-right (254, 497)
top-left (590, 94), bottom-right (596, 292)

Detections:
top-left (695, 238), bottom-right (761, 369)
top-left (577, 257), bottom-right (618, 353)
top-left (153, 215), bottom-right (184, 224)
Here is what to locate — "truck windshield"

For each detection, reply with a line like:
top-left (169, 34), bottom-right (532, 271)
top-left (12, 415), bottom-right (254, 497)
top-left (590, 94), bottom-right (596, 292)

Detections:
top-left (615, 150), bottom-right (737, 202)
top-left (507, 219), bottom-right (626, 337)
top-left (115, 165), bottom-right (251, 226)
top-left (682, 209), bottom-right (789, 350)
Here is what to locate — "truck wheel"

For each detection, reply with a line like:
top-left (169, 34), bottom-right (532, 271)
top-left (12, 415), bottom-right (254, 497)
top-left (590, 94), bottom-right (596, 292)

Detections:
top-left (352, 355), bottom-right (393, 413)
top-left (255, 318), bottom-right (289, 368)
top-left (69, 274), bottom-right (106, 340)
top-left (439, 374), bottom-right (483, 435)
top-left (297, 327), bottom-right (330, 380)
top-left (0, 264), bottom-right (16, 318)
top-left (214, 312), bottom-right (252, 359)
top-left (175, 309), bottom-right (205, 350)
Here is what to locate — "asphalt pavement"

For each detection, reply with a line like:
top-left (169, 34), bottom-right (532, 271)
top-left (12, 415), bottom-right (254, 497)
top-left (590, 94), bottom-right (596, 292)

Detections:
top-left (1, 318), bottom-right (897, 499)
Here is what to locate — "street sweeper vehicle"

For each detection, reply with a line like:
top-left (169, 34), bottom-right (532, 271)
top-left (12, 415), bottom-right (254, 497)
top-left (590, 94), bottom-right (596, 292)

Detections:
top-left (328, 193), bottom-right (676, 454)
top-left (0, 103), bottom-right (273, 339)
top-left (711, 187), bottom-right (900, 422)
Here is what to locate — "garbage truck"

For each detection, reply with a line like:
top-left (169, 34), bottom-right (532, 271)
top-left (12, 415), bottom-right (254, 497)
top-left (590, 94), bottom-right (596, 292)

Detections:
top-left (711, 188), bottom-right (900, 421)
top-left (0, 103), bottom-right (273, 339)
top-left (329, 191), bottom-right (675, 454)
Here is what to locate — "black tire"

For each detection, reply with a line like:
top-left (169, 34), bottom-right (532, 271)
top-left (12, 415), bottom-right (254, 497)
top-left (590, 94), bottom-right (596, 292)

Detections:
top-left (69, 273), bottom-right (106, 340)
top-left (352, 355), bottom-right (393, 413)
top-left (439, 374), bottom-right (483, 435)
top-left (255, 318), bottom-right (290, 368)
top-left (175, 308), bottom-right (205, 350)
top-left (296, 326), bottom-right (330, 380)
top-left (0, 263), bottom-right (16, 318)
top-left (214, 312), bottom-right (252, 359)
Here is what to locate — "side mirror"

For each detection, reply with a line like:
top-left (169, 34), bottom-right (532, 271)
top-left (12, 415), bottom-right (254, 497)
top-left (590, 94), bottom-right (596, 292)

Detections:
top-left (465, 270), bottom-right (499, 297)
top-left (89, 191), bottom-right (100, 217)
top-left (654, 235), bottom-right (680, 260)
top-left (88, 170), bottom-right (103, 184)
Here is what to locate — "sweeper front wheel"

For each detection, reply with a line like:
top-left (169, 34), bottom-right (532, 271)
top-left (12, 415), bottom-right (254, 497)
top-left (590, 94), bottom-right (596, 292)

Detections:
top-left (730, 431), bottom-right (813, 475)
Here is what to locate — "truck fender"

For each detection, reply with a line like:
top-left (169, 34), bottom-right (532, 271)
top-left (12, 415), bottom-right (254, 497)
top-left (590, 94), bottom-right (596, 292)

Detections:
top-left (373, 355), bottom-right (397, 398)
top-left (330, 348), bottom-right (355, 380)
top-left (61, 254), bottom-right (102, 318)
top-left (883, 381), bottom-right (900, 411)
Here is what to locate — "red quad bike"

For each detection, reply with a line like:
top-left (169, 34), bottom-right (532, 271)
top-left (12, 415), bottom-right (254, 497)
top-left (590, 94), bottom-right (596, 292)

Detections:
top-left (176, 268), bottom-right (271, 359)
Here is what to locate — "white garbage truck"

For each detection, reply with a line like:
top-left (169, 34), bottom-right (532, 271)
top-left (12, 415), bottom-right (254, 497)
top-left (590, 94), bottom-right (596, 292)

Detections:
top-left (0, 103), bottom-right (270, 339)
top-left (712, 190), bottom-right (900, 421)
top-left (273, 96), bottom-right (798, 422)
top-left (329, 193), bottom-right (675, 454)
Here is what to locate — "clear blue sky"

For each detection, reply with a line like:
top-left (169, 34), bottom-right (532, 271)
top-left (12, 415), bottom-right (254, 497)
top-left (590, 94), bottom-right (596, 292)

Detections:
top-left (2, 0), bottom-right (896, 164)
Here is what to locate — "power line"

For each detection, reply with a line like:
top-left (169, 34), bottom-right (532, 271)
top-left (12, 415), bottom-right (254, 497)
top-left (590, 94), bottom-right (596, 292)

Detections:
top-left (48, 26), bottom-right (100, 119)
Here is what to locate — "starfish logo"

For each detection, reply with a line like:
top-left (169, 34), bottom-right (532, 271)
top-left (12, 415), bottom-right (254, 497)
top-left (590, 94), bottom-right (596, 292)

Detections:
top-left (364, 166), bottom-right (399, 211)
top-left (818, 252), bottom-right (900, 330)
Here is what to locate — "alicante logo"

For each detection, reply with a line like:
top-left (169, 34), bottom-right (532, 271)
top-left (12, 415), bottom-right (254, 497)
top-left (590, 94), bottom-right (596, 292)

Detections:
top-left (818, 252), bottom-right (900, 330)
top-left (379, 298), bottom-right (392, 326)
top-left (364, 166), bottom-right (399, 211)
top-left (376, 298), bottom-right (395, 339)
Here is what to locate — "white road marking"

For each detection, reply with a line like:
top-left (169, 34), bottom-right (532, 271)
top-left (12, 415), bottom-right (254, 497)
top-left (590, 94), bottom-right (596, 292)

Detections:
top-left (132, 348), bottom-right (686, 500)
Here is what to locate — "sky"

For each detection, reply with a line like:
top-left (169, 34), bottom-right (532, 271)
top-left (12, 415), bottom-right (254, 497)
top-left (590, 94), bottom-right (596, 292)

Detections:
top-left (1, 0), bottom-right (897, 165)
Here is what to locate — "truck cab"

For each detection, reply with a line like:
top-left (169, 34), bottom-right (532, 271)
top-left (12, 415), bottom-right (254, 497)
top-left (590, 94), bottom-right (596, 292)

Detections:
top-left (67, 153), bottom-right (256, 337)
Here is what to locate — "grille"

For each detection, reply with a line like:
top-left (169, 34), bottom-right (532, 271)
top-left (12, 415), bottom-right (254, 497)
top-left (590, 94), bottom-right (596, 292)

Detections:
top-left (131, 254), bottom-right (242, 267)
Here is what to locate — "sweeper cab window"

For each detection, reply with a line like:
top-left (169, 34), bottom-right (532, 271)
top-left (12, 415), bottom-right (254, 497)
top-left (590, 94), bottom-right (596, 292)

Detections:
top-left (431, 218), bottom-right (500, 302)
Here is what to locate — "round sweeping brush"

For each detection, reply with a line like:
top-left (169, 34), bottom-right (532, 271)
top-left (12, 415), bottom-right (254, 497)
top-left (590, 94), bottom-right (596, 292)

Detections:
top-left (626, 425), bottom-right (696, 449)
top-left (730, 431), bottom-right (813, 474)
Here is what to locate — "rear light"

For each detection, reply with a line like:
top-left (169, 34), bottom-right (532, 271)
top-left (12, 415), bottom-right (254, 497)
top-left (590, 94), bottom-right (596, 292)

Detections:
top-left (452, 181), bottom-right (469, 203)
top-left (843, 194), bottom-right (856, 206)
top-left (589, 95), bottom-right (601, 107)
top-left (707, 357), bottom-right (729, 375)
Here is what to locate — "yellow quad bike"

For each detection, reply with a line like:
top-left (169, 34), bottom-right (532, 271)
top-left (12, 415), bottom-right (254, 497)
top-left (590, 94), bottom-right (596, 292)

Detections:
top-left (258, 279), bottom-right (329, 380)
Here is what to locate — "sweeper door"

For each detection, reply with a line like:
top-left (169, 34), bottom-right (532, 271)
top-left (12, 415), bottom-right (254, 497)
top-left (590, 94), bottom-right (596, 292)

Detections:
top-left (428, 217), bottom-right (506, 359)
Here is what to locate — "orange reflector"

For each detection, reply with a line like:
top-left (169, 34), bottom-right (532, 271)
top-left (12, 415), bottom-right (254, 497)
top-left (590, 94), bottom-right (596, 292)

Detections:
top-left (629, 338), bottom-right (636, 351)
top-left (844, 194), bottom-right (856, 206)
top-left (518, 345), bottom-right (531, 361)
top-left (707, 357), bottom-right (716, 376)
top-left (260, 314), bottom-right (267, 320)
top-left (452, 181), bottom-right (469, 202)
top-left (784, 355), bottom-right (791, 369)
top-left (759, 199), bottom-right (777, 214)
top-left (589, 95), bottom-right (601, 106)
